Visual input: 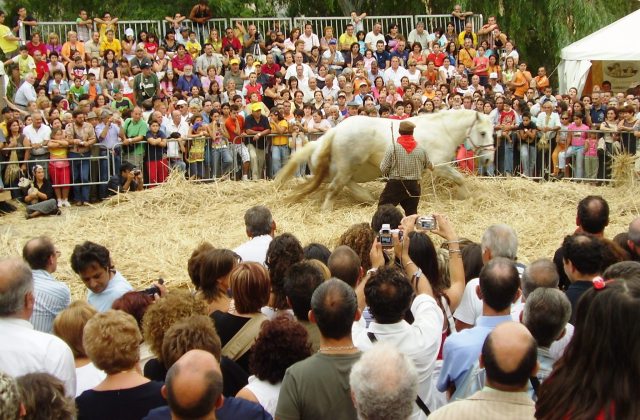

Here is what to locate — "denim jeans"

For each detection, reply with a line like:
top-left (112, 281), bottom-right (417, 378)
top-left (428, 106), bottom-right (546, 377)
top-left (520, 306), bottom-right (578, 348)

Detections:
top-left (69, 151), bottom-right (91, 202)
top-left (271, 145), bottom-right (290, 178)
top-left (559, 146), bottom-right (584, 178)
top-left (520, 143), bottom-right (537, 176)
top-left (501, 136), bottom-right (514, 175)
top-left (210, 146), bottom-right (233, 178)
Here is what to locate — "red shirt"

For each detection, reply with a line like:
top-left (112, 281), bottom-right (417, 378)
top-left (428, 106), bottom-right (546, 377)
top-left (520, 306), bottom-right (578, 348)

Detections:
top-left (171, 54), bottom-right (193, 72)
top-left (222, 37), bottom-right (242, 53)
top-left (144, 42), bottom-right (158, 56)
top-left (26, 42), bottom-right (47, 58)
top-left (35, 61), bottom-right (49, 80)
top-left (261, 63), bottom-right (281, 77)
top-left (426, 52), bottom-right (445, 67)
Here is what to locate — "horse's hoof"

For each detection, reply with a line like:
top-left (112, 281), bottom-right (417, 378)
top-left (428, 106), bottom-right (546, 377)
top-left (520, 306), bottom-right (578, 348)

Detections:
top-left (454, 187), bottom-right (470, 200)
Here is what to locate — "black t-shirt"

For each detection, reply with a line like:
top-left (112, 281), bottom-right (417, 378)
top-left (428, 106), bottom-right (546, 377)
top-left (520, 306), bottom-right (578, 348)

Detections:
top-left (76, 381), bottom-right (165, 420)
top-left (211, 311), bottom-right (252, 372)
top-left (145, 132), bottom-right (166, 161)
top-left (107, 175), bottom-right (139, 195)
top-left (244, 115), bottom-right (270, 149)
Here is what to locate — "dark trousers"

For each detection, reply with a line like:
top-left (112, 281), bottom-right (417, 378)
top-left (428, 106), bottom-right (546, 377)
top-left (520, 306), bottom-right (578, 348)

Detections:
top-left (378, 179), bottom-right (421, 216)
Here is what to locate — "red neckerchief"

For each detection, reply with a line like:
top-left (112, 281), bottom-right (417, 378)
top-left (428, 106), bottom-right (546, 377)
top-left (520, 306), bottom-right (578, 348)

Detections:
top-left (397, 134), bottom-right (417, 153)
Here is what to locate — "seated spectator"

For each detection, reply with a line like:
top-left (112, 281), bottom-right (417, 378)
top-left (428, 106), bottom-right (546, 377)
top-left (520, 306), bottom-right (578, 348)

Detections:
top-left (111, 291), bottom-right (155, 370)
top-left (212, 262), bottom-right (270, 373)
top-left (141, 290), bottom-right (206, 381)
top-left (236, 314), bottom-right (312, 416)
top-left (22, 236), bottom-right (71, 333)
top-left (430, 322), bottom-right (537, 419)
top-left (350, 342), bottom-right (419, 420)
top-left (522, 288), bottom-right (571, 387)
top-left (234, 206), bottom-right (276, 265)
top-left (264, 233), bottom-right (303, 318)
top-left (0, 258), bottom-right (76, 397)
top-left (17, 373), bottom-right (76, 419)
top-left (276, 279), bottom-right (361, 420)
top-left (22, 165), bottom-right (59, 219)
top-left (53, 301), bottom-right (106, 397)
top-left (283, 261), bottom-right (325, 351)
top-left (70, 241), bottom-right (134, 312)
top-left (536, 280), bottom-right (640, 419)
top-left (197, 248), bottom-right (239, 315)
top-left (76, 310), bottom-right (165, 420)
top-left (107, 161), bottom-right (144, 195)
top-left (612, 216), bottom-right (640, 262)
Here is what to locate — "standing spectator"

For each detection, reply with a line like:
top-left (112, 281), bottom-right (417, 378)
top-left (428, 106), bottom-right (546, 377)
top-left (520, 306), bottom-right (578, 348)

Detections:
top-left (189, 0), bottom-right (213, 40)
top-left (22, 236), bottom-right (70, 333)
top-left (244, 103), bottom-right (271, 180)
top-left (70, 241), bottom-right (134, 312)
top-left (76, 310), bottom-right (166, 420)
top-left (0, 258), bottom-right (76, 397)
top-left (133, 61), bottom-right (160, 105)
top-left (16, 373), bottom-right (76, 419)
top-left (0, 10), bottom-right (20, 59)
top-left (122, 107), bottom-right (148, 170)
top-left (65, 109), bottom-right (96, 206)
top-left (275, 279), bottom-right (361, 420)
top-left (76, 10), bottom-right (93, 42)
top-left (95, 109), bottom-right (125, 199)
top-left (350, 342), bottom-right (419, 420)
top-left (53, 301), bottom-right (107, 397)
top-left (12, 6), bottom-right (37, 41)
top-left (430, 322), bottom-right (537, 419)
top-left (23, 113), bottom-right (52, 176)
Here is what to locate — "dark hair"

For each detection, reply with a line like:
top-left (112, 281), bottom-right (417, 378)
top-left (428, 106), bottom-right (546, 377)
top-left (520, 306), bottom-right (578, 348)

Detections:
top-left (70, 241), bottom-right (111, 273)
top-left (230, 263), bottom-right (270, 314)
top-left (602, 261), bottom-right (640, 282)
top-left (561, 233), bottom-right (603, 275)
top-left (461, 241), bottom-right (483, 282)
top-left (249, 314), bottom-right (311, 384)
top-left (120, 161), bottom-right (135, 174)
top-left (111, 291), bottom-right (154, 329)
top-left (577, 195), bottom-right (609, 234)
top-left (22, 236), bottom-right (55, 270)
top-left (365, 267), bottom-right (414, 324)
top-left (371, 204), bottom-right (403, 231)
top-left (266, 233), bottom-right (304, 310)
top-left (535, 281), bottom-right (640, 419)
top-left (328, 246), bottom-right (361, 288)
top-left (311, 278), bottom-right (357, 339)
top-left (244, 205), bottom-right (273, 237)
top-left (408, 232), bottom-right (441, 291)
top-left (284, 261), bottom-right (324, 321)
top-left (187, 242), bottom-right (216, 290)
top-left (482, 331), bottom-right (537, 387)
top-left (199, 249), bottom-right (238, 301)
top-left (302, 243), bottom-right (331, 264)
top-left (479, 257), bottom-right (520, 312)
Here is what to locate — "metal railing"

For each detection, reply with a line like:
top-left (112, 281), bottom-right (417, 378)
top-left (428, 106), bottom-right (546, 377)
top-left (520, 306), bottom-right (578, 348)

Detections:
top-left (30, 15), bottom-right (484, 45)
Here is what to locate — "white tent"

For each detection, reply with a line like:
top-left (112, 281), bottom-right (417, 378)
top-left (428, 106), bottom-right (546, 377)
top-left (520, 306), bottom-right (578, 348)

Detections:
top-left (558, 10), bottom-right (640, 95)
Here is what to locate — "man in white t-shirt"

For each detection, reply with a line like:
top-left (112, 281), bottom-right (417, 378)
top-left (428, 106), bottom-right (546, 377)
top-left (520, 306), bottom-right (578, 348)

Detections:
top-left (23, 112), bottom-right (52, 174)
top-left (300, 23), bottom-right (320, 53)
top-left (365, 22), bottom-right (385, 52)
top-left (234, 205), bottom-right (276, 265)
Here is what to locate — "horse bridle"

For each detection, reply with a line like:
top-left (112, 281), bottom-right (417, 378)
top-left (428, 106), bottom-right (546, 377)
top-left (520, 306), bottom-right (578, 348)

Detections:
top-left (464, 112), bottom-right (494, 154)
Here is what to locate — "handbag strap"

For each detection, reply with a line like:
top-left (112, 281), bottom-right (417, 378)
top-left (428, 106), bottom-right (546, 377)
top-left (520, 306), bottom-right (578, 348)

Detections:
top-left (221, 313), bottom-right (267, 361)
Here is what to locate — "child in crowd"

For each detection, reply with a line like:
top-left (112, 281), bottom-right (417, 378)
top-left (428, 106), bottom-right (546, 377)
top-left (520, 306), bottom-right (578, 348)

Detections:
top-left (145, 120), bottom-right (168, 185)
top-left (584, 131), bottom-right (599, 182)
top-left (559, 112), bottom-right (589, 179)
top-left (47, 128), bottom-right (71, 207)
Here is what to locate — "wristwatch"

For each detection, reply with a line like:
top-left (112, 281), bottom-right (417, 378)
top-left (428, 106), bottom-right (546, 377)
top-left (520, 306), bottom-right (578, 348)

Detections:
top-left (366, 268), bottom-right (378, 276)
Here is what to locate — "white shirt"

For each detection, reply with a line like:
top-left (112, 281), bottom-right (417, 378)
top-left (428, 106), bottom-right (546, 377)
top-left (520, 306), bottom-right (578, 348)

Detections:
top-left (87, 271), bottom-right (133, 312)
top-left (365, 32), bottom-right (385, 51)
top-left (23, 124), bottom-right (52, 147)
top-left (383, 66), bottom-right (409, 85)
top-left (30, 269), bottom-right (71, 333)
top-left (353, 294), bottom-right (444, 418)
top-left (284, 63), bottom-right (314, 81)
top-left (408, 29), bottom-right (430, 50)
top-left (321, 84), bottom-right (340, 101)
top-left (75, 362), bottom-right (106, 397)
top-left (14, 81), bottom-right (37, 107)
top-left (299, 33), bottom-right (320, 52)
top-left (453, 277), bottom-right (524, 326)
top-left (0, 317), bottom-right (76, 397)
top-left (245, 375), bottom-right (281, 417)
top-left (234, 235), bottom-right (273, 265)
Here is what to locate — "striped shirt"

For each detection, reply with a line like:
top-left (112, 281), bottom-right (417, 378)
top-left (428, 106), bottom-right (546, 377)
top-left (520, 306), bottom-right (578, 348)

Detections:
top-left (30, 269), bottom-right (71, 333)
top-left (380, 141), bottom-right (431, 180)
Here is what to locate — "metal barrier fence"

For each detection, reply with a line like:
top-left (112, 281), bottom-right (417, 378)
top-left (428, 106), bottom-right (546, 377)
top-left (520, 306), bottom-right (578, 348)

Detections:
top-left (32, 15), bottom-right (484, 45)
top-left (415, 14), bottom-right (484, 33)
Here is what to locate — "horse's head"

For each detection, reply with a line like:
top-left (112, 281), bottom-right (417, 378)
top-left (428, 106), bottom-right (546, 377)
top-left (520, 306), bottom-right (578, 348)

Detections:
top-left (468, 113), bottom-right (495, 166)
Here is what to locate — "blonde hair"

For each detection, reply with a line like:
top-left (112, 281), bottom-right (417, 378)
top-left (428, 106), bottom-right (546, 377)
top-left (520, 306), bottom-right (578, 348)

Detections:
top-left (53, 301), bottom-right (97, 359)
top-left (83, 310), bottom-right (142, 374)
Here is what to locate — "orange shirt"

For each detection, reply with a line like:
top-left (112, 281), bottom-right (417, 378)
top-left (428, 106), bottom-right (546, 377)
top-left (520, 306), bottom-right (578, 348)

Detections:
top-left (224, 115), bottom-right (245, 144)
top-left (513, 70), bottom-right (528, 98)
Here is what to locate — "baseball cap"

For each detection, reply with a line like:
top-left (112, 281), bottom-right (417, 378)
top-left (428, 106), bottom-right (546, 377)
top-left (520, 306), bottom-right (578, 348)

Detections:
top-left (230, 58), bottom-right (240, 65)
top-left (86, 111), bottom-right (98, 119)
top-left (113, 88), bottom-right (120, 94)
top-left (251, 103), bottom-right (262, 112)
top-left (136, 44), bottom-right (146, 51)
top-left (180, 26), bottom-right (189, 32)
top-left (176, 99), bottom-right (188, 106)
top-left (125, 28), bottom-right (134, 38)
top-left (140, 59), bottom-right (152, 69)
top-left (328, 38), bottom-right (337, 45)
top-left (489, 72), bottom-right (498, 79)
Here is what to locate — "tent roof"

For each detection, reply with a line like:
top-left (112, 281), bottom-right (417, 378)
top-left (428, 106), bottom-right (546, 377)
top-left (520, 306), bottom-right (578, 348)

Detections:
top-left (561, 10), bottom-right (640, 61)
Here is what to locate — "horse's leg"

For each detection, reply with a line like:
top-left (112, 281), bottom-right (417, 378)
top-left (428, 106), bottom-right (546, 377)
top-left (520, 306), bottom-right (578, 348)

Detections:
top-left (346, 181), bottom-right (375, 204)
top-left (434, 165), bottom-right (469, 200)
top-left (322, 176), bottom-right (349, 211)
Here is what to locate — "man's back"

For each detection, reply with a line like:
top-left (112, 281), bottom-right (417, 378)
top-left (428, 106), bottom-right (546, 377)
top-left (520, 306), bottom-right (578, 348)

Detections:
top-left (276, 352), bottom-right (361, 420)
top-left (429, 388), bottom-right (535, 420)
top-left (30, 269), bottom-right (71, 333)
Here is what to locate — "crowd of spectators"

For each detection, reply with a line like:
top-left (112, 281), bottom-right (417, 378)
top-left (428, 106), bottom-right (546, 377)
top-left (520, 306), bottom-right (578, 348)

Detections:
top-left (0, 197), bottom-right (639, 419)
top-left (2, 5), bottom-right (640, 217)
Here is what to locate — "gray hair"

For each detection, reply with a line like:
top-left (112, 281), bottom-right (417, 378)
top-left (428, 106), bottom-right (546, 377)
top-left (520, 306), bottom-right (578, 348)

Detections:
top-left (350, 342), bottom-right (418, 420)
top-left (0, 258), bottom-right (33, 317)
top-left (481, 224), bottom-right (518, 260)
top-left (0, 372), bottom-right (21, 420)
top-left (521, 259), bottom-right (559, 299)
top-left (244, 206), bottom-right (273, 237)
top-left (628, 217), bottom-right (640, 245)
top-left (522, 288), bottom-right (571, 348)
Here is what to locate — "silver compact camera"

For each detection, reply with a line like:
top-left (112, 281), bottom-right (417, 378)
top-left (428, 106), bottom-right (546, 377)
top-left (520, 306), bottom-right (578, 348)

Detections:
top-left (417, 215), bottom-right (437, 230)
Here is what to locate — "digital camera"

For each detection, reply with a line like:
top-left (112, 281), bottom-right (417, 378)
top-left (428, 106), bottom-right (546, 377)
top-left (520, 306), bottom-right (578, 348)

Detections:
top-left (417, 215), bottom-right (437, 230)
top-left (378, 224), bottom-right (393, 248)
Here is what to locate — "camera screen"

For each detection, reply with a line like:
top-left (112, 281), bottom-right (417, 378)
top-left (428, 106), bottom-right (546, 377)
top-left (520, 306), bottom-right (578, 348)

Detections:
top-left (379, 233), bottom-right (393, 246)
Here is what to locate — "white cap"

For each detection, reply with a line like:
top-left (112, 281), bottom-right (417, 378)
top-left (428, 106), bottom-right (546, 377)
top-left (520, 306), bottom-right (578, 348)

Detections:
top-left (125, 28), bottom-right (134, 37)
top-left (489, 72), bottom-right (498, 79)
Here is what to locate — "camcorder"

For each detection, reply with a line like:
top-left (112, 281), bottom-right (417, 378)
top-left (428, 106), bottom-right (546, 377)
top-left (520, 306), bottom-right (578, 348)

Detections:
top-left (141, 278), bottom-right (164, 296)
top-left (417, 215), bottom-right (437, 231)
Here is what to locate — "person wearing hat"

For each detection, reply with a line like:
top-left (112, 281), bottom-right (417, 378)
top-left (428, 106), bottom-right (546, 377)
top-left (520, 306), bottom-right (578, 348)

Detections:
top-left (379, 120), bottom-right (432, 216)
top-left (245, 102), bottom-right (271, 179)
top-left (109, 88), bottom-right (133, 113)
top-left (322, 38), bottom-right (344, 73)
top-left (133, 60), bottom-right (160, 105)
top-left (346, 101), bottom-right (360, 118)
top-left (488, 72), bottom-right (504, 95)
top-left (223, 57), bottom-right (244, 89)
top-left (129, 44), bottom-right (148, 75)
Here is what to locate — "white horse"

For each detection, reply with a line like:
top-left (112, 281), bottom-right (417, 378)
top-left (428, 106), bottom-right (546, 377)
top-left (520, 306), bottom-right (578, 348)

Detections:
top-left (275, 109), bottom-right (495, 211)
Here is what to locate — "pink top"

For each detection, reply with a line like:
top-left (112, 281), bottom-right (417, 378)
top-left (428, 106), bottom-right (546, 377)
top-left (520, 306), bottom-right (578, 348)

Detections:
top-left (568, 123), bottom-right (589, 147)
top-left (585, 137), bottom-right (598, 157)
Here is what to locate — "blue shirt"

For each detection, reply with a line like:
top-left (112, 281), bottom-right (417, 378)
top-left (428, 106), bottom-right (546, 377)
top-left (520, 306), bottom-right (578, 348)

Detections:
top-left (143, 397), bottom-right (273, 420)
top-left (30, 269), bottom-right (71, 333)
top-left (87, 271), bottom-right (133, 312)
top-left (176, 75), bottom-right (202, 93)
top-left (437, 315), bottom-right (513, 392)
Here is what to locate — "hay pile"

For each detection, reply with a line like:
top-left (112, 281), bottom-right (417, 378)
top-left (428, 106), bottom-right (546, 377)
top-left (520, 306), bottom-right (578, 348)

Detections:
top-left (0, 174), bottom-right (638, 299)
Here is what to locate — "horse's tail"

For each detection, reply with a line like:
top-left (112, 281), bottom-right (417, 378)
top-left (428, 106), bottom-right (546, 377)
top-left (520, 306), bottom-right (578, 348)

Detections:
top-left (286, 131), bottom-right (335, 201)
top-left (273, 140), bottom-right (319, 187)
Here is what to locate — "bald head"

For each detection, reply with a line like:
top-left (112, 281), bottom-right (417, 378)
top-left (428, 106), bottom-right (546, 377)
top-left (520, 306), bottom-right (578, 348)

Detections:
top-left (22, 236), bottom-right (56, 271)
top-left (164, 349), bottom-right (223, 420)
top-left (328, 246), bottom-right (361, 288)
top-left (481, 322), bottom-right (537, 390)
